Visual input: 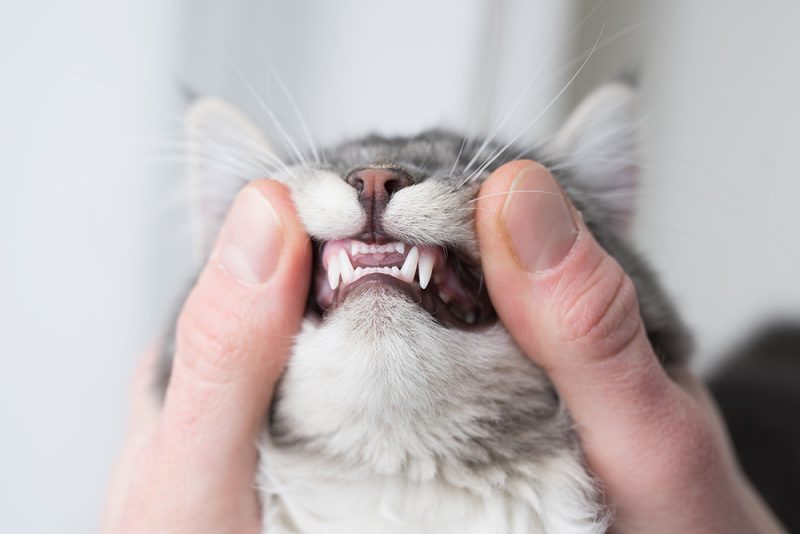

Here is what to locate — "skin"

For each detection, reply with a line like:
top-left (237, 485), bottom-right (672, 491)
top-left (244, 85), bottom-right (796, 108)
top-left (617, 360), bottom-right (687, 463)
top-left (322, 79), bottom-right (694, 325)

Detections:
top-left (103, 166), bottom-right (785, 533)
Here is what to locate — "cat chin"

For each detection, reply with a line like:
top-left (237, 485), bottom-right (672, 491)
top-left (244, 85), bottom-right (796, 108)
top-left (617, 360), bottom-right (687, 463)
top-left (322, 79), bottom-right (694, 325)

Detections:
top-left (261, 287), bottom-right (607, 533)
top-left (270, 286), bottom-right (565, 473)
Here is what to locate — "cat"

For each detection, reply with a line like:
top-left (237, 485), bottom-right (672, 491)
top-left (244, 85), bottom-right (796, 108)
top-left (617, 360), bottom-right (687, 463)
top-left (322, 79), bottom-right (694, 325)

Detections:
top-left (160, 82), bottom-right (690, 533)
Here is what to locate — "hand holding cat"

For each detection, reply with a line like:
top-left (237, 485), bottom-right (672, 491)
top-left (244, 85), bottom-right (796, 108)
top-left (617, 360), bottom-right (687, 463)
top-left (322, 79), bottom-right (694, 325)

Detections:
top-left (104, 165), bottom-right (785, 534)
top-left (476, 160), bottom-right (785, 534)
top-left (102, 180), bottom-right (311, 534)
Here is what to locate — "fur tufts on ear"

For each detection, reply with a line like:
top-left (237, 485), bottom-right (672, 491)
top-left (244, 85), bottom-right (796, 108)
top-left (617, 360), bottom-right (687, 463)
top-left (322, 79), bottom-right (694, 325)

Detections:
top-left (548, 83), bottom-right (639, 236)
top-left (185, 97), bottom-right (276, 266)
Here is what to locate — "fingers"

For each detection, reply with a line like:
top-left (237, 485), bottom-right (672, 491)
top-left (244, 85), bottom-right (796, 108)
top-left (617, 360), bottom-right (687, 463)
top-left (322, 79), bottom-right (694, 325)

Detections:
top-left (475, 160), bottom-right (691, 462)
top-left (476, 160), bottom-right (790, 533)
top-left (157, 179), bottom-right (310, 499)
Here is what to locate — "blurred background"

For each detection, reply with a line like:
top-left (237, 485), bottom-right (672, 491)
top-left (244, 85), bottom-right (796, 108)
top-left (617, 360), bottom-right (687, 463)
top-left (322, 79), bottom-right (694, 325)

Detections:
top-left (2, 1), bottom-right (798, 532)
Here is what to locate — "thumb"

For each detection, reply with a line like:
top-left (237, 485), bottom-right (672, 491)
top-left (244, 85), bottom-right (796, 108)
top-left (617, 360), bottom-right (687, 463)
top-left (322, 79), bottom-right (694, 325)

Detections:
top-left (476, 160), bottom-right (688, 466)
top-left (157, 179), bottom-right (310, 513)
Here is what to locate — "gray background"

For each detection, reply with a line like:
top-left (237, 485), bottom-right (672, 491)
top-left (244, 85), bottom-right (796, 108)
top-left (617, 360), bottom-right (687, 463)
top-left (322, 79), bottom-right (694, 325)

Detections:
top-left (2, 1), bottom-right (798, 532)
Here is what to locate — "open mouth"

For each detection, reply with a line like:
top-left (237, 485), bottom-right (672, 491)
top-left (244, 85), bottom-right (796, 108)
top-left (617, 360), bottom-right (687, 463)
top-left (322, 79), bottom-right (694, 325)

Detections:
top-left (311, 239), bottom-right (495, 328)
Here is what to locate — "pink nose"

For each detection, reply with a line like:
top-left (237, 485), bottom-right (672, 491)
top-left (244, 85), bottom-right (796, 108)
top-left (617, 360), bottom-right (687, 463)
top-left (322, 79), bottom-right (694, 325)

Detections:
top-left (346, 168), bottom-right (411, 203)
top-left (346, 168), bottom-right (412, 243)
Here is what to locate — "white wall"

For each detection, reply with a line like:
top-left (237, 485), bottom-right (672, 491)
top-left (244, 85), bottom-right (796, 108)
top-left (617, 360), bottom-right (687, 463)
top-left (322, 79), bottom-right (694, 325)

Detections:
top-left (0, 2), bottom-right (183, 532)
top-left (638, 1), bottom-right (800, 369)
top-left (1, 1), bottom-right (798, 532)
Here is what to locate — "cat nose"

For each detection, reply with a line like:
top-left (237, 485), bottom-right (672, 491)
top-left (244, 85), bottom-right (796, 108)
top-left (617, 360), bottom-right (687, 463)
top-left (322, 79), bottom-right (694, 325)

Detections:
top-left (346, 168), bottom-right (411, 242)
top-left (346, 168), bottom-right (411, 202)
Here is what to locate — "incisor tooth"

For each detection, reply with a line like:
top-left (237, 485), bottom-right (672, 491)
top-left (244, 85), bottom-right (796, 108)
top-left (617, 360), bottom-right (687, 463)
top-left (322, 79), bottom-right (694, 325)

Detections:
top-left (396, 243), bottom-right (405, 254)
top-left (401, 246), bottom-right (419, 283)
top-left (351, 242), bottom-right (359, 257)
top-left (339, 249), bottom-right (355, 283)
top-left (327, 256), bottom-right (341, 290)
top-left (418, 251), bottom-right (434, 289)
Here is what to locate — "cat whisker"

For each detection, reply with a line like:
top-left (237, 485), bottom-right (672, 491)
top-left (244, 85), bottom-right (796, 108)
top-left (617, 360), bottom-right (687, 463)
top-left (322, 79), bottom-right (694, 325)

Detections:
top-left (463, 25), bottom-right (605, 185)
top-left (253, 40), bottom-right (323, 166)
top-left (460, 1), bottom-right (595, 181)
top-left (180, 38), bottom-right (310, 171)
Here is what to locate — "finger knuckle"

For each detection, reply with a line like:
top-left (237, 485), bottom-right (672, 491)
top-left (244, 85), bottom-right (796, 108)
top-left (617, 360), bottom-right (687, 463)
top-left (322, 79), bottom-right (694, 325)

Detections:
top-left (555, 255), bottom-right (642, 357)
top-left (174, 286), bottom-right (252, 384)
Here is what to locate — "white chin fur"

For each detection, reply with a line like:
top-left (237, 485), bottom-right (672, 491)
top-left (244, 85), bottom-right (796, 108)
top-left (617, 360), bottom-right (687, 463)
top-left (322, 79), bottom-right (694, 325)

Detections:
top-left (258, 288), bottom-right (608, 533)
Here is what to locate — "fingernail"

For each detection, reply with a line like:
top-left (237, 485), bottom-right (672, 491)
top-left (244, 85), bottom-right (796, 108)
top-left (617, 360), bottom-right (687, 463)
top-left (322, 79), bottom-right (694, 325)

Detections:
top-left (216, 188), bottom-right (283, 284)
top-left (501, 163), bottom-right (578, 272)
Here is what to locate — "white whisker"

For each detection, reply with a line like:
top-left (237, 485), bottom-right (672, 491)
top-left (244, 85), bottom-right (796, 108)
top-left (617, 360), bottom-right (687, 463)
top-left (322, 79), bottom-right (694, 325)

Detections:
top-left (463, 25), bottom-right (606, 185)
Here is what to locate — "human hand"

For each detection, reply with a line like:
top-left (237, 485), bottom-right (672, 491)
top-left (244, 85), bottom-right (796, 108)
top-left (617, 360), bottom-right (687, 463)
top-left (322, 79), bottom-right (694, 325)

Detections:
top-left (102, 180), bottom-right (311, 534)
top-left (475, 160), bottom-right (786, 534)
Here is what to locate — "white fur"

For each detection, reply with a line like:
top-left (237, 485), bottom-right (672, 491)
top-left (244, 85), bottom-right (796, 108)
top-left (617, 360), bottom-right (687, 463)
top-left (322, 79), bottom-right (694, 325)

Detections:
top-left (289, 168), bottom-right (365, 240)
top-left (258, 290), bottom-right (608, 533)
top-left (259, 448), bottom-right (605, 534)
top-left (382, 179), bottom-right (479, 254)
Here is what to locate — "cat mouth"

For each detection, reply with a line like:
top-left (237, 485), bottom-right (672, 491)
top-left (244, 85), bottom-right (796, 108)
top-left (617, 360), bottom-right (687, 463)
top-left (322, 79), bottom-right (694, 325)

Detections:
top-left (311, 239), bottom-right (495, 328)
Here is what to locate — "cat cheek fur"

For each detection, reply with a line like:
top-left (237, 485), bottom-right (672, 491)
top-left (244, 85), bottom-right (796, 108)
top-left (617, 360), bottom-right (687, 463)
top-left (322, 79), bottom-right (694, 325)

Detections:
top-left (381, 179), bottom-right (480, 255)
top-left (288, 168), bottom-right (365, 240)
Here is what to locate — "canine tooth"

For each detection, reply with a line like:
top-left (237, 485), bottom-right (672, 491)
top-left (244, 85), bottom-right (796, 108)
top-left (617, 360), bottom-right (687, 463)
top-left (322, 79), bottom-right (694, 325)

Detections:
top-left (396, 243), bottom-right (405, 254)
top-left (418, 250), bottom-right (434, 289)
top-left (327, 257), bottom-right (341, 290)
top-left (339, 249), bottom-right (355, 283)
top-left (401, 246), bottom-right (419, 283)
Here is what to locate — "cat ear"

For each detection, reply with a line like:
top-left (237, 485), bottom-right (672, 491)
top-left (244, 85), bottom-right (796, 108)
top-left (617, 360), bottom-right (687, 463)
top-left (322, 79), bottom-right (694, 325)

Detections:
top-left (185, 97), bottom-right (276, 266)
top-left (547, 82), bottom-right (638, 236)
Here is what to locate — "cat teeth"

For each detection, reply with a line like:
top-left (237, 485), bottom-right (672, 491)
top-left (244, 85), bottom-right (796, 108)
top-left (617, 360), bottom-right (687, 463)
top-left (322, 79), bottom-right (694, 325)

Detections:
top-left (351, 266), bottom-right (406, 282)
top-left (400, 246), bottom-right (419, 283)
top-left (338, 249), bottom-right (355, 284)
top-left (417, 250), bottom-right (435, 289)
top-left (350, 241), bottom-right (406, 256)
top-left (329, 243), bottom-right (432, 290)
top-left (327, 255), bottom-right (341, 290)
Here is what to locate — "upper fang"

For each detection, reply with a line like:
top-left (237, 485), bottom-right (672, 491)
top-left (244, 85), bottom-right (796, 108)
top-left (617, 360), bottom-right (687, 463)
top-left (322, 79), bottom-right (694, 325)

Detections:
top-left (418, 251), bottom-right (434, 289)
top-left (400, 246), bottom-right (419, 283)
top-left (339, 249), bottom-right (355, 283)
top-left (327, 256), bottom-right (341, 290)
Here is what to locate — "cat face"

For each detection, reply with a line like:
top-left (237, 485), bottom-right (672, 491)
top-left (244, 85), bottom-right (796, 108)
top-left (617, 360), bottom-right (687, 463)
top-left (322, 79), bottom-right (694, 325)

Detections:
top-left (186, 84), bottom-right (639, 339)
top-left (292, 130), bottom-right (499, 330)
top-left (182, 85), bottom-right (689, 469)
